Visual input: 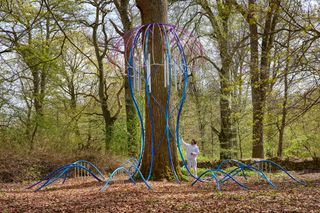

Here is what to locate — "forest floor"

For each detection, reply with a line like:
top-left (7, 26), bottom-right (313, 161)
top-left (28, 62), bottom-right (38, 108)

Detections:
top-left (0, 172), bottom-right (319, 213)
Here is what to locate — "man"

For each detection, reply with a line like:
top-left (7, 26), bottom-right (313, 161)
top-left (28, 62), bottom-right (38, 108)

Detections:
top-left (181, 138), bottom-right (200, 177)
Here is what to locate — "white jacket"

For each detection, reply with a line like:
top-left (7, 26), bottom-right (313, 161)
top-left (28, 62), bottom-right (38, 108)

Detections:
top-left (182, 139), bottom-right (200, 160)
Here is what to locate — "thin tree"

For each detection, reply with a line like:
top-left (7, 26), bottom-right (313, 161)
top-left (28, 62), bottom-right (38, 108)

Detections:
top-left (231, 0), bottom-right (280, 158)
top-left (112, 0), bottom-right (139, 156)
top-left (195, 0), bottom-right (239, 159)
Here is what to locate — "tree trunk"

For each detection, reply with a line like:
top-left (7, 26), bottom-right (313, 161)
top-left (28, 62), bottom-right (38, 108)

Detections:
top-left (69, 78), bottom-right (82, 146)
top-left (210, 105), bottom-right (216, 157)
top-left (114, 0), bottom-right (139, 156)
top-left (248, 0), bottom-right (264, 158)
top-left (92, 6), bottom-right (116, 152)
top-left (196, 0), bottom-right (237, 159)
top-left (136, 0), bottom-right (182, 180)
top-left (277, 28), bottom-right (291, 158)
top-left (124, 37), bottom-right (139, 156)
top-left (217, 1), bottom-right (237, 159)
top-left (18, 23), bottom-right (47, 150)
top-left (197, 109), bottom-right (206, 155)
top-left (219, 60), bottom-right (235, 159)
top-left (248, 0), bottom-right (280, 158)
top-left (190, 74), bottom-right (206, 155)
top-left (233, 46), bottom-right (246, 160)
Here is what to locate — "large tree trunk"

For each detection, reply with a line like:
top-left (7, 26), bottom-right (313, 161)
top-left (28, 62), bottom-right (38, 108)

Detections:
top-left (136, 0), bottom-right (182, 180)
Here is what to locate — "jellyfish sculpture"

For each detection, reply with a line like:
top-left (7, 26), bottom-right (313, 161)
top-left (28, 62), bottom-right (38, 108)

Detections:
top-left (28, 24), bottom-right (306, 192)
top-left (114, 23), bottom-right (204, 182)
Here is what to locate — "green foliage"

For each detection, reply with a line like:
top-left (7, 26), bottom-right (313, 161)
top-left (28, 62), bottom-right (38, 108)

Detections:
top-left (180, 166), bottom-right (208, 177)
top-left (285, 134), bottom-right (320, 158)
top-left (110, 112), bottom-right (130, 156)
top-left (0, 0), bottom-right (319, 165)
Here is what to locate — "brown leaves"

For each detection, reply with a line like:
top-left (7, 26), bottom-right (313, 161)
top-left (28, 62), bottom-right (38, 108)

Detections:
top-left (0, 172), bottom-right (319, 213)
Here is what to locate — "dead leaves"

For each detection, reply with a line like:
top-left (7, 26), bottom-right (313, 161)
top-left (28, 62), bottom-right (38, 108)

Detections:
top-left (0, 172), bottom-right (319, 213)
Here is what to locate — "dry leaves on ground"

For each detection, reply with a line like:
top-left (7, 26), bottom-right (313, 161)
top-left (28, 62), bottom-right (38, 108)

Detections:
top-left (0, 172), bottom-right (319, 213)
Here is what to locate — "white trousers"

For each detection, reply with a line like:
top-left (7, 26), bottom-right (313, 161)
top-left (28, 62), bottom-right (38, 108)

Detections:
top-left (187, 158), bottom-right (197, 177)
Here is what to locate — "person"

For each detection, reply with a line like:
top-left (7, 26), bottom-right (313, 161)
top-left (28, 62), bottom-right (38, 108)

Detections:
top-left (181, 138), bottom-right (200, 177)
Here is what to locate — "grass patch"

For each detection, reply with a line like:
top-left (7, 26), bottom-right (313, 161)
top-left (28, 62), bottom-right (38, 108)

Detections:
top-left (180, 166), bottom-right (208, 177)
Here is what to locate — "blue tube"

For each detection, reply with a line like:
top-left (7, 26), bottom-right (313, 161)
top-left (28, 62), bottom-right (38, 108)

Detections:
top-left (191, 169), bottom-right (220, 190)
top-left (73, 160), bottom-right (106, 181)
top-left (216, 160), bottom-right (275, 187)
top-left (171, 29), bottom-right (197, 179)
top-left (31, 163), bottom-right (105, 191)
top-left (127, 26), bottom-right (146, 178)
top-left (248, 160), bottom-right (306, 185)
top-left (100, 166), bottom-right (136, 191)
top-left (28, 164), bottom-right (73, 189)
top-left (29, 23), bottom-right (308, 193)
top-left (216, 159), bottom-right (306, 189)
top-left (100, 162), bottom-right (152, 191)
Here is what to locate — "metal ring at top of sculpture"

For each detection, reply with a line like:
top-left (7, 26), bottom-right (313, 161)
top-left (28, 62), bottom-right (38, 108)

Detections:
top-left (124, 23), bottom-right (204, 181)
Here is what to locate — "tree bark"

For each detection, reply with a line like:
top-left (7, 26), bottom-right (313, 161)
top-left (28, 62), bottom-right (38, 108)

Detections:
top-left (277, 28), bottom-right (291, 158)
top-left (136, 0), bottom-right (182, 180)
top-left (114, 0), bottom-right (139, 157)
top-left (196, 0), bottom-right (237, 159)
top-left (92, 4), bottom-right (116, 152)
top-left (124, 37), bottom-right (139, 156)
top-left (248, 0), bottom-right (280, 158)
top-left (248, 0), bottom-right (263, 158)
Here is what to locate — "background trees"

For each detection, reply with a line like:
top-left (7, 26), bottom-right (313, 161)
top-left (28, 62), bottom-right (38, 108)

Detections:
top-left (0, 0), bottom-right (319, 165)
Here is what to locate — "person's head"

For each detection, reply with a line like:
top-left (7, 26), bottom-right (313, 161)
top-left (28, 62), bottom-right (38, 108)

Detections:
top-left (191, 139), bottom-right (197, 146)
